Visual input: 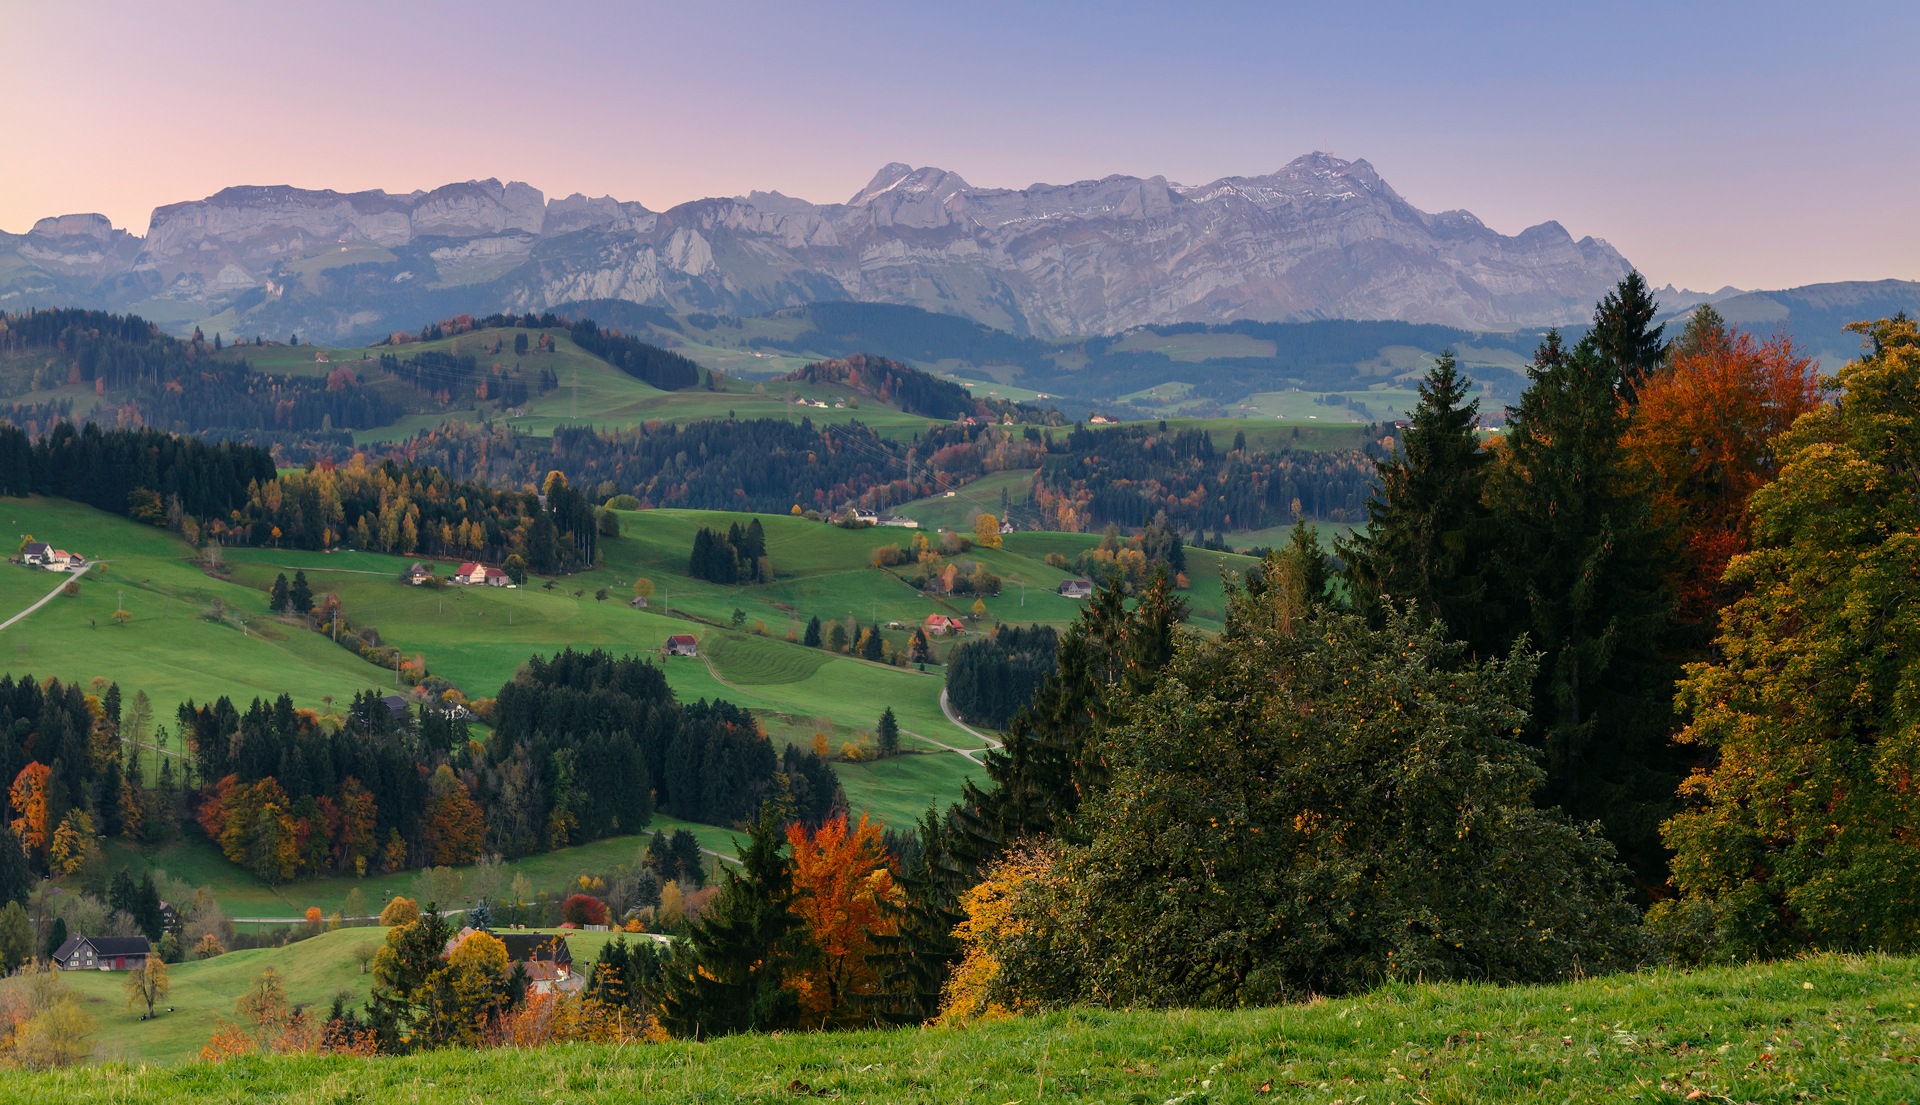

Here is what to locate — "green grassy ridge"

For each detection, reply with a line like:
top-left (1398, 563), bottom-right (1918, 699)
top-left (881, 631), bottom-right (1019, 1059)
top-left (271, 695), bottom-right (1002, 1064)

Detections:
top-left (14, 954), bottom-right (1918, 1098)
top-left (210, 327), bottom-right (950, 443)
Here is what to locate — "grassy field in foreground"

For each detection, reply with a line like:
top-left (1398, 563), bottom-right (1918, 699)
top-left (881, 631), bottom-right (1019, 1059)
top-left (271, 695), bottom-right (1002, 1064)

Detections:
top-left (11, 953), bottom-right (1917, 1100)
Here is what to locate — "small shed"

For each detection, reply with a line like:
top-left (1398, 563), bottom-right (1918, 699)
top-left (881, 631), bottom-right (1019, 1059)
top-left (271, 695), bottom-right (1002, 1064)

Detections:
top-left (666, 634), bottom-right (699, 657)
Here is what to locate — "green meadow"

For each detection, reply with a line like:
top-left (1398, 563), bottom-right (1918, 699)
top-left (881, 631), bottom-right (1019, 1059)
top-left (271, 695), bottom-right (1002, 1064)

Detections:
top-left (11, 953), bottom-right (1914, 1095)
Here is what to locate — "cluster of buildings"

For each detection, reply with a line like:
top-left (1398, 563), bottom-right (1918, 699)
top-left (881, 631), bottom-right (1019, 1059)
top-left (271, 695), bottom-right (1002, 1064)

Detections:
top-left (405, 561), bottom-right (512, 586)
top-left (18, 542), bottom-right (84, 571)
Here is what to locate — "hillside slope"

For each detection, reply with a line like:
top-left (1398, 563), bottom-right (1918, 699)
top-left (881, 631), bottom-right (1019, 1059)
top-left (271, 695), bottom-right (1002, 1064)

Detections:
top-left (10, 953), bottom-right (1915, 1095)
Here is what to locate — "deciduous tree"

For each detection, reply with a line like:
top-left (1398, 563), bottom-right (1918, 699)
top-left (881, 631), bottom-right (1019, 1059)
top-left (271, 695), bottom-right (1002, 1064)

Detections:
top-left (786, 813), bottom-right (895, 1026)
top-left (1653, 316), bottom-right (1920, 960)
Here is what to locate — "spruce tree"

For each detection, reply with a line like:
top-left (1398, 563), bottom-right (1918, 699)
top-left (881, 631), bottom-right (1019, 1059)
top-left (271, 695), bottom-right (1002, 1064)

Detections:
top-left (289, 570), bottom-right (313, 614)
top-left (953, 568), bottom-right (1186, 859)
top-left (876, 708), bottom-right (899, 758)
top-left (1590, 271), bottom-right (1668, 405)
top-left (0, 823), bottom-right (32, 906)
top-left (136, 871), bottom-right (164, 940)
top-left (659, 804), bottom-right (809, 1038)
top-left (862, 625), bottom-right (884, 661)
top-left (269, 573), bottom-right (290, 613)
top-left (864, 806), bottom-right (969, 1024)
top-left (803, 615), bottom-right (822, 648)
top-left (1342, 351), bottom-right (1503, 656)
top-left (1489, 329), bottom-right (1680, 889)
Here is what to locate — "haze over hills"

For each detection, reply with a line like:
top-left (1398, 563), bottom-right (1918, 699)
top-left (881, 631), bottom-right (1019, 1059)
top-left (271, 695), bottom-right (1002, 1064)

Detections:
top-left (4, 154), bottom-right (1643, 343)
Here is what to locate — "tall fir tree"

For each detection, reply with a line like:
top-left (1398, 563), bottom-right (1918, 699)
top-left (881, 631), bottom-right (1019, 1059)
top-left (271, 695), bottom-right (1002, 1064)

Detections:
top-left (1342, 351), bottom-right (1504, 656)
top-left (1590, 270), bottom-right (1667, 405)
top-left (951, 567), bottom-right (1186, 861)
top-left (659, 804), bottom-right (809, 1038)
top-left (803, 615), bottom-right (822, 648)
top-left (289, 570), bottom-right (314, 614)
top-left (864, 805), bottom-right (969, 1024)
top-left (876, 708), bottom-right (900, 758)
top-left (269, 573), bottom-right (290, 613)
top-left (1488, 328), bottom-right (1680, 891)
top-left (0, 823), bottom-right (32, 906)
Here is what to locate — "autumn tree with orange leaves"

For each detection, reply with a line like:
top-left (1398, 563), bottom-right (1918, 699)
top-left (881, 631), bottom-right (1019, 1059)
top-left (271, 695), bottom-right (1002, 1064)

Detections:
top-left (786, 813), bottom-right (898, 1027)
top-left (1625, 314), bottom-right (1822, 631)
top-left (7, 764), bottom-right (50, 865)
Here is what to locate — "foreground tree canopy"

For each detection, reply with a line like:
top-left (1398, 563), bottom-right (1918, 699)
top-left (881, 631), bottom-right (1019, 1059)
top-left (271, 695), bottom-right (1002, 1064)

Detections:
top-left (950, 570), bottom-right (1640, 1013)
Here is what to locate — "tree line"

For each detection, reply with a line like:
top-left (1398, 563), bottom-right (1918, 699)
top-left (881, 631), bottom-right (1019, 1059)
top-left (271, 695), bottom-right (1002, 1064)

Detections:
top-left (943, 625), bottom-right (1059, 730)
top-left (166, 646), bottom-right (844, 885)
top-left (685, 519), bottom-right (769, 584)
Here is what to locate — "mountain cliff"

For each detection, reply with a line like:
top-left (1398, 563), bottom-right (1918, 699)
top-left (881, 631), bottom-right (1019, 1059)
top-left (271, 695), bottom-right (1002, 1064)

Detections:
top-left (1, 155), bottom-right (1638, 341)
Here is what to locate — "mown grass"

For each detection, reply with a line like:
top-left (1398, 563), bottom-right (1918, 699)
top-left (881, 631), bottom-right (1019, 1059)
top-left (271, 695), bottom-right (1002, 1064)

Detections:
top-left (12, 953), bottom-right (1917, 1099)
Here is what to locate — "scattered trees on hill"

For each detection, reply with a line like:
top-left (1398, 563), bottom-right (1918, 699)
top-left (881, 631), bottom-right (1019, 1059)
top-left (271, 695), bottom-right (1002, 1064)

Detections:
top-left (777, 353), bottom-right (978, 420)
top-left (687, 519), bottom-right (768, 584)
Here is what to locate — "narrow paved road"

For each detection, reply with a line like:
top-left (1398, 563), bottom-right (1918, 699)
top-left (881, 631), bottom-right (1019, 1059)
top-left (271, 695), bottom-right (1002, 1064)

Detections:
top-left (939, 688), bottom-right (1003, 751)
top-left (0, 562), bottom-right (97, 632)
top-left (696, 654), bottom-right (991, 764)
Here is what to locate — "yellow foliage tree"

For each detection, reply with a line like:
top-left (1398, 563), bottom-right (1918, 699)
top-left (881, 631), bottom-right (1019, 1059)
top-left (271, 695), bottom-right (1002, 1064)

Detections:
top-left (378, 897), bottom-right (420, 926)
top-left (940, 845), bottom-right (1056, 1024)
top-left (47, 810), bottom-right (94, 877)
top-left (972, 513), bottom-right (1003, 548)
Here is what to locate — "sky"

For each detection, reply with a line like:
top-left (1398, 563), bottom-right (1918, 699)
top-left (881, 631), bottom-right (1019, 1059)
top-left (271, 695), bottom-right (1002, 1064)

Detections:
top-left (3, 0), bottom-right (1915, 292)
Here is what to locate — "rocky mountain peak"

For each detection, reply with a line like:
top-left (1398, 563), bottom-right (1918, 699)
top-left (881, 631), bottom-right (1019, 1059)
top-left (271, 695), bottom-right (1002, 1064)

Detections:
top-left (30, 213), bottom-right (117, 240)
top-left (846, 164), bottom-right (972, 207)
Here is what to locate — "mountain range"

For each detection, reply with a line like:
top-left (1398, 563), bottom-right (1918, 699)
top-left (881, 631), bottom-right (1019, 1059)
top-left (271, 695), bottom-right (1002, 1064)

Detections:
top-left (3, 155), bottom-right (1648, 343)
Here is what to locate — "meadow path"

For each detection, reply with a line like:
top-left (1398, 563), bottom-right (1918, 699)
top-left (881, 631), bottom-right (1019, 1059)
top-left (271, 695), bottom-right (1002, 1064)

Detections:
top-left (939, 688), bottom-right (1004, 754)
top-left (0, 561), bottom-right (97, 632)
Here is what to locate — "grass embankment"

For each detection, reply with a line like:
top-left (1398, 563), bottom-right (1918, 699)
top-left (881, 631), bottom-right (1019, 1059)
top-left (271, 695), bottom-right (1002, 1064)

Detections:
top-left (15, 954), bottom-right (1919, 1099)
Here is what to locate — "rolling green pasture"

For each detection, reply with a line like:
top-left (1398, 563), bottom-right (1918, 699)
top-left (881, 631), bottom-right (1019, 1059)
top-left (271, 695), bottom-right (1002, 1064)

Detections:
top-left (893, 469), bottom-right (1037, 532)
top-left (0, 497), bottom-right (404, 713)
top-left (16, 953), bottom-right (1916, 1097)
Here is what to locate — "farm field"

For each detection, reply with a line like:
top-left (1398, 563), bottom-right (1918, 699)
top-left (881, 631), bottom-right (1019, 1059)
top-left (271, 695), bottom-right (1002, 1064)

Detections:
top-left (15, 953), bottom-right (1915, 1095)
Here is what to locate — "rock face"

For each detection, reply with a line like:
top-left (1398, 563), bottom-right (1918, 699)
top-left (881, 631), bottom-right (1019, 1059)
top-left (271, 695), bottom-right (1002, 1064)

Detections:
top-left (1, 156), bottom-right (1638, 340)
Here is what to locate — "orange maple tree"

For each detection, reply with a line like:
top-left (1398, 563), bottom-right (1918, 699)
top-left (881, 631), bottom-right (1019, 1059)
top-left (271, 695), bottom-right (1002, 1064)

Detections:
top-left (785, 813), bottom-right (897, 1026)
top-left (1626, 326), bottom-right (1821, 625)
top-left (424, 766), bottom-right (485, 866)
top-left (8, 762), bottom-right (50, 857)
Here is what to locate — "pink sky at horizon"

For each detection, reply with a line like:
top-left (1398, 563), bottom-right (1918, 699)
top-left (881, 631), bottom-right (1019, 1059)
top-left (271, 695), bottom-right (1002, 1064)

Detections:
top-left (4, 0), bottom-right (1915, 294)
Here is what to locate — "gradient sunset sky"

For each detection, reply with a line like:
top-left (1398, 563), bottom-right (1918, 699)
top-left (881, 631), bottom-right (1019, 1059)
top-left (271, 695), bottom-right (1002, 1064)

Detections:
top-left (4, 0), bottom-right (1914, 293)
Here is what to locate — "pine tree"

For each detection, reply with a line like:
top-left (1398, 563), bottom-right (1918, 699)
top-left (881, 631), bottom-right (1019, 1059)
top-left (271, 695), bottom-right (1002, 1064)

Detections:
top-left (1342, 351), bottom-right (1503, 655)
top-left (862, 625), bottom-right (884, 662)
top-left (954, 568), bottom-right (1186, 859)
top-left (828, 623), bottom-right (848, 652)
top-left (803, 616), bottom-right (822, 648)
top-left (136, 871), bottom-right (164, 940)
top-left (1488, 329), bottom-right (1679, 888)
top-left (659, 805), bottom-right (809, 1038)
top-left (876, 708), bottom-right (899, 758)
top-left (0, 823), bottom-right (32, 906)
top-left (269, 573), bottom-right (290, 613)
top-left (289, 570), bottom-right (313, 614)
top-left (1590, 271), bottom-right (1668, 405)
top-left (864, 806), bottom-right (968, 1024)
